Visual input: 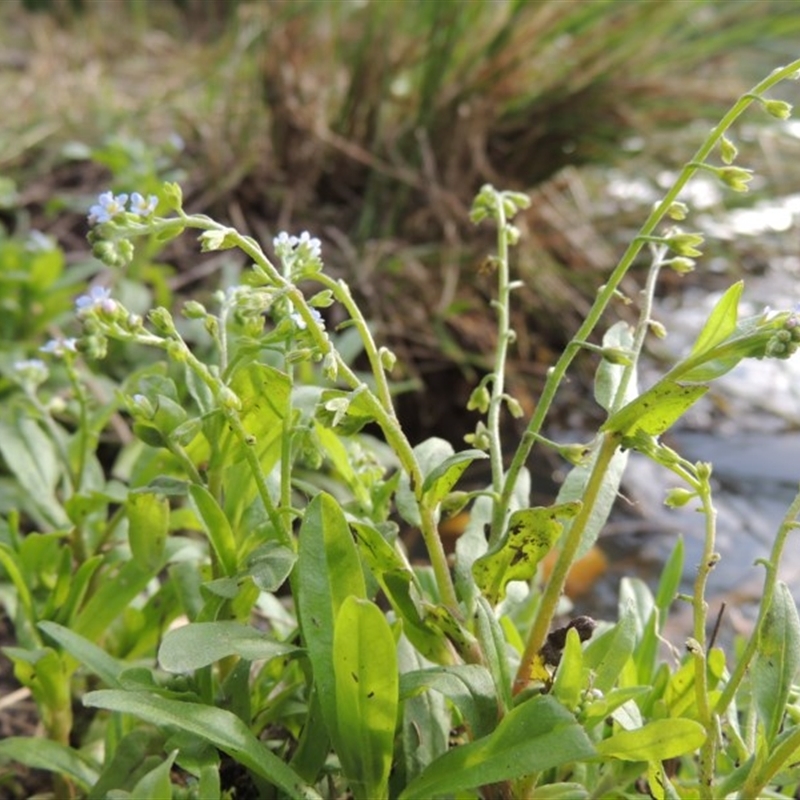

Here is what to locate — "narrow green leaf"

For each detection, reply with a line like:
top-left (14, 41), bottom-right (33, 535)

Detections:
top-left (333, 597), bottom-right (398, 800)
top-left (73, 560), bottom-right (155, 642)
top-left (595, 321), bottom-right (637, 412)
top-left (688, 281), bottom-right (742, 358)
top-left (555, 437), bottom-right (628, 558)
top-left (127, 750), bottom-right (177, 800)
top-left (422, 449), bottom-right (489, 505)
top-left (0, 737), bottom-right (99, 789)
top-left (297, 493), bottom-right (367, 745)
top-left (552, 628), bottom-right (585, 711)
top-left (188, 483), bottom-right (238, 576)
top-left (752, 581), bottom-right (800, 744)
top-left (397, 639), bottom-right (449, 786)
top-left (472, 503), bottom-right (580, 604)
top-left (584, 601), bottom-right (637, 694)
top-left (400, 664), bottom-right (498, 740)
top-left (0, 413), bottom-right (69, 528)
top-left (83, 691), bottom-right (320, 799)
top-left (595, 718), bottom-right (706, 762)
top-left (353, 522), bottom-right (454, 664)
top-left (38, 620), bottom-right (125, 687)
top-left (126, 491), bottom-right (169, 572)
top-left (602, 381), bottom-right (708, 438)
top-left (159, 621), bottom-right (298, 672)
top-left (400, 695), bottom-right (595, 800)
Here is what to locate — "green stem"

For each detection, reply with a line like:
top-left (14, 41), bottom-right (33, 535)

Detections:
top-left (497, 58), bottom-right (800, 535)
top-left (178, 219), bottom-right (461, 609)
top-left (690, 477), bottom-right (718, 799)
top-left (716, 486), bottom-right (800, 715)
top-left (486, 193), bottom-right (514, 546)
top-left (513, 431), bottom-right (619, 693)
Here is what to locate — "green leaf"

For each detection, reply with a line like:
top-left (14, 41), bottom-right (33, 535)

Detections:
top-left (353, 522), bottom-right (454, 665)
top-left (602, 381), bottom-right (708, 438)
top-left (83, 691), bottom-right (320, 800)
top-left (688, 281), bottom-right (742, 358)
top-left (126, 491), bottom-right (170, 572)
top-left (595, 718), bottom-right (706, 761)
top-left (72, 560), bottom-right (155, 642)
top-left (127, 750), bottom-right (177, 800)
top-left (333, 597), bottom-right (398, 800)
top-left (0, 411), bottom-right (69, 528)
top-left (399, 695), bottom-right (595, 799)
top-left (297, 493), bottom-right (367, 745)
top-left (422, 449), bottom-right (489, 506)
top-left (245, 541), bottom-right (297, 592)
top-left (595, 321), bottom-right (637, 412)
top-left (397, 640), bottom-right (449, 786)
top-left (38, 620), bottom-right (125, 687)
top-left (159, 621), bottom-right (299, 672)
top-left (395, 438), bottom-right (456, 527)
top-left (551, 628), bottom-right (585, 711)
top-left (752, 581), bottom-right (800, 744)
top-left (0, 737), bottom-right (99, 790)
top-left (472, 503), bottom-right (580, 604)
top-left (555, 436), bottom-right (628, 558)
top-left (400, 664), bottom-right (497, 740)
top-left (583, 601), bottom-right (637, 694)
top-left (188, 484), bottom-right (238, 576)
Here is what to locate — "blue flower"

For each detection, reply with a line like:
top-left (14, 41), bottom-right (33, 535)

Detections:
top-left (75, 285), bottom-right (116, 314)
top-left (130, 192), bottom-right (158, 218)
top-left (290, 307), bottom-right (325, 331)
top-left (40, 337), bottom-right (78, 357)
top-left (88, 191), bottom-right (129, 225)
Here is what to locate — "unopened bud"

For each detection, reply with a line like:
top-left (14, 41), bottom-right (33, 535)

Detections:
top-left (763, 99), bottom-right (792, 120)
top-left (719, 136), bottom-right (738, 166)
top-left (666, 201), bottom-right (689, 221)
top-left (664, 487), bottom-right (696, 508)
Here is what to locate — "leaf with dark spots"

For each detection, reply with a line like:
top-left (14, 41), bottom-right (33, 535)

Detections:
top-left (472, 502), bottom-right (581, 604)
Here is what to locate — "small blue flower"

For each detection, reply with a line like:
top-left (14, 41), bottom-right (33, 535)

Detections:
top-left (290, 307), bottom-right (325, 331)
top-left (75, 285), bottom-right (116, 314)
top-left (13, 358), bottom-right (47, 373)
top-left (130, 192), bottom-right (158, 218)
top-left (295, 231), bottom-right (322, 260)
top-left (88, 191), bottom-right (129, 225)
top-left (40, 337), bottom-right (78, 357)
top-left (12, 358), bottom-right (49, 388)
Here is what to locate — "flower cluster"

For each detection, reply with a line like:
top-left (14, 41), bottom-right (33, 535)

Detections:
top-left (88, 191), bottom-right (158, 226)
top-left (272, 231), bottom-right (323, 278)
top-left (765, 313), bottom-right (800, 359)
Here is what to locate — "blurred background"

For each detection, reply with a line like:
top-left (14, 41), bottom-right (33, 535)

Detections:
top-left (2, 0), bottom-right (800, 622)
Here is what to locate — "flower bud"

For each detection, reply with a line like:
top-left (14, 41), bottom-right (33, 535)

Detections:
top-left (183, 300), bottom-right (207, 319)
top-left (668, 257), bottom-right (696, 274)
top-left (149, 307), bottom-right (176, 335)
top-left (467, 385), bottom-right (491, 414)
top-left (763, 99), bottom-right (792, 120)
top-left (717, 166), bottom-right (754, 193)
top-left (379, 347), bottom-right (397, 372)
top-left (322, 351), bottom-right (338, 382)
top-left (505, 395), bottom-right (524, 418)
top-left (648, 319), bottom-right (668, 339)
top-left (666, 232), bottom-right (704, 258)
top-left (719, 136), bottom-right (738, 166)
top-left (162, 182), bottom-right (183, 212)
top-left (600, 347), bottom-right (633, 366)
top-left (664, 487), bottom-right (696, 508)
top-left (218, 386), bottom-right (242, 411)
top-left (666, 201), bottom-right (689, 221)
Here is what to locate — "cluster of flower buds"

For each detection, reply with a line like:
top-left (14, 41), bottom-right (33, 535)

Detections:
top-left (272, 231), bottom-right (323, 279)
top-left (765, 313), bottom-right (800, 359)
